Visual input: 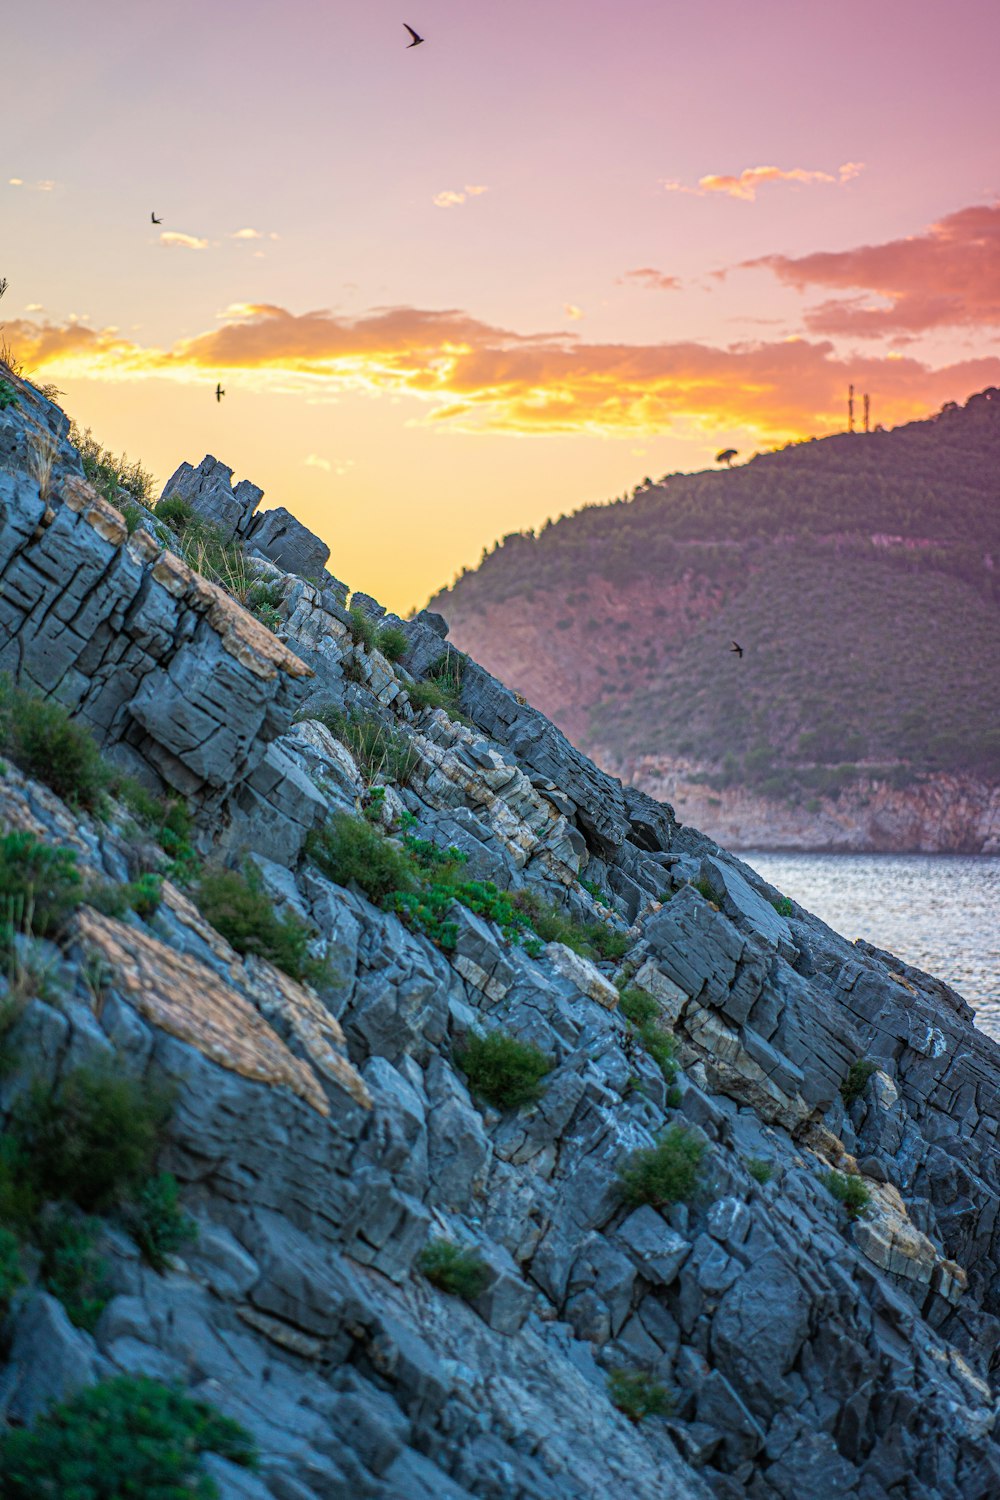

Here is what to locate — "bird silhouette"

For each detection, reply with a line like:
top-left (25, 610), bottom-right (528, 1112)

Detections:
top-left (730, 640), bottom-right (744, 658)
top-left (215, 383), bottom-right (225, 403)
top-left (404, 23), bottom-right (424, 47)
top-left (151, 212), bottom-right (162, 224)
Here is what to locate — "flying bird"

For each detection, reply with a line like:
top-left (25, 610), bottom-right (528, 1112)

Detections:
top-left (151, 212), bottom-right (162, 224)
top-left (404, 23), bottom-right (424, 47)
top-left (215, 383), bottom-right (225, 403)
top-left (730, 640), bottom-right (744, 658)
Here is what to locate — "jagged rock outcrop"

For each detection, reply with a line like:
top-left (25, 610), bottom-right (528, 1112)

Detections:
top-left (1, 385), bottom-right (999, 1500)
top-left (161, 455), bottom-right (331, 578)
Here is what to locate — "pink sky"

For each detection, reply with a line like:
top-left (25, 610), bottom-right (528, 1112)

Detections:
top-left (4, 0), bottom-right (999, 609)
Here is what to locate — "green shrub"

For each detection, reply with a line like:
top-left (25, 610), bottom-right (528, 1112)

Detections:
top-left (408, 650), bottom-right (469, 722)
top-left (12, 1059), bottom-right (173, 1214)
top-left (840, 1058), bottom-right (878, 1107)
top-left (692, 878), bottom-right (721, 904)
top-left (0, 679), bottom-right (110, 811)
top-left (746, 1156), bottom-right (775, 1185)
top-left (124, 1172), bottom-right (197, 1273)
top-left (0, 1374), bottom-right (257, 1498)
top-left (376, 624), bottom-right (408, 662)
top-left (0, 1134), bottom-right (38, 1232)
top-left (37, 1211), bottom-right (111, 1333)
top-left (0, 831), bottom-right (83, 949)
top-left (154, 494), bottom-right (194, 530)
top-left (0, 1225), bottom-right (24, 1315)
top-left (580, 877), bottom-right (603, 900)
top-left (606, 1368), bottom-right (672, 1424)
top-left (512, 889), bottom-right (628, 964)
top-left (618, 987), bottom-right (678, 1082)
top-left (348, 607), bottom-right (377, 650)
top-left (246, 577), bottom-right (284, 632)
top-left (307, 813), bottom-right (419, 904)
top-left (619, 1125), bottom-right (706, 1208)
top-left (194, 865), bottom-right (324, 985)
top-left (456, 1030), bottom-right (552, 1109)
top-left (311, 705), bottom-right (420, 786)
top-left (821, 1170), bottom-right (870, 1219)
top-left (770, 895), bottom-right (794, 918)
top-left (120, 501), bottom-right (144, 536)
top-left (86, 873), bottom-right (164, 922)
top-left (385, 886), bottom-right (460, 950)
top-left (417, 1239), bottom-right (491, 1300)
top-left (0, 378), bottom-right (19, 411)
top-left (117, 783), bottom-right (197, 883)
top-left (70, 424), bottom-right (155, 507)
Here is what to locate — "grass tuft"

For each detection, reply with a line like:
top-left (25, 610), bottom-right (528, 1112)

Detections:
top-left (619, 1125), bottom-right (707, 1208)
top-left (417, 1239), bottom-right (491, 1300)
top-left (456, 1030), bottom-right (552, 1110)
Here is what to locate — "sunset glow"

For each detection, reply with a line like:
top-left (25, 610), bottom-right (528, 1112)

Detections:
top-left (4, 0), bottom-right (999, 610)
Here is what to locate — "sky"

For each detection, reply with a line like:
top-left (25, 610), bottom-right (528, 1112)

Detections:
top-left (3, 0), bottom-right (1000, 612)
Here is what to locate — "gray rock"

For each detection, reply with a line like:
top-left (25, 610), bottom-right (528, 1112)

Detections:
top-left (0, 1293), bottom-right (102, 1424)
top-left (248, 507), bottom-right (330, 580)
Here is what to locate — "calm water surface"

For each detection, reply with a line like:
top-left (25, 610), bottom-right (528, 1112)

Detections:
top-left (741, 853), bottom-right (1000, 1040)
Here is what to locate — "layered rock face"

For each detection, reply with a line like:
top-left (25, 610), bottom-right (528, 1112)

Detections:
top-left (1, 383), bottom-right (999, 1500)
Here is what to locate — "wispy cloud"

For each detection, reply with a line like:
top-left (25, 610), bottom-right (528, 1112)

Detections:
top-left (664, 162), bottom-right (864, 202)
top-left (432, 184), bottom-right (489, 209)
top-left (8, 177), bottom-right (57, 192)
top-left (623, 268), bottom-right (682, 292)
top-left (160, 231), bottom-right (209, 251)
top-left (8, 302), bottom-right (997, 441)
top-left (744, 199), bottom-right (1000, 335)
top-left (564, 304), bottom-right (584, 321)
top-left (303, 454), bottom-right (331, 471)
top-left (230, 228), bottom-right (280, 241)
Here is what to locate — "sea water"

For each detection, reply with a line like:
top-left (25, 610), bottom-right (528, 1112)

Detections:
top-left (742, 853), bottom-right (1000, 1041)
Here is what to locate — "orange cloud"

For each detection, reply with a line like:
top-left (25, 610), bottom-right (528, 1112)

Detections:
top-left (665, 162), bottom-right (863, 202)
top-left (624, 268), bottom-right (682, 291)
top-left (432, 185), bottom-right (489, 209)
top-left (746, 200), bottom-right (1000, 335)
top-left (6, 307), bottom-right (998, 441)
top-left (159, 231), bottom-right (209, 250)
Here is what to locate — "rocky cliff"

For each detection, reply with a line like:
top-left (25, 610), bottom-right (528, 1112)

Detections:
top-left (1, 373), bottom-right (999, 1500)
top-left (430, 391), bottom-right (1000, 853)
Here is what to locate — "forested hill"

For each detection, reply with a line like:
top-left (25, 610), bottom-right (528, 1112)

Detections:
top-left (430, 388), bottom-right (1000, 850)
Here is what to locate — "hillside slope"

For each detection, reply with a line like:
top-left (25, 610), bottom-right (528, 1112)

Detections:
top-left (2, 372), bottom-right (1000, 1498)
top-left (431, 390), bottom-right (1000, 851)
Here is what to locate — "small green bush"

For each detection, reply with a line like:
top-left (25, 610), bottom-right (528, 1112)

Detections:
top-left (0, 378), bottom-right (19, 411)
top-left (456, 1030), bottom-right (552, 1109)
top-left (386, 886), bottom-right (460, 950)
top-left (348, 607), bottom-right (377, 650)
top-left (120, 501), bottom-right (144, 536)
top-left (606, 1368), bottom-right (672, 1424)
top-left (86, 873), bottom-right (164, 923)
top-left (618, 987), bottom-right (678, 1082)
top-left (246, 577), bottom-right (284, 632)
top-left (0, 830), bottom-right (84, 950)
top-left (311, 705), bottom-right (419, 786)
top-left (70, 424), bottom-right (155, 507)
top-left (117, 782), bottom-right (197, 882)
top-left (840, 1058), bottom-right (878, 1107)
top-left (0, 1134), bottom-right (38, 1232)
top-left (746, 1156), bottom-right (775, 1185)
top-left (0, 1225), bottom-right (24, 1315)
top-left (418, 1239), bottom-right (491, 1300)
top-left (124, 1172), bottom-right (197, 1273)
top-left (580, 877), bottom-right (603, 900)
top-left (619, 1125), bottom-right (706, 1208)
top-left (12, 1059), bottom-right (173, 1214)
top-left (692, 878), bottom-right (721, 904)
top-left (821, 1170), bottom-right (870, 1219)
top-left (0, 1374), bottom-right (257, 1498)
top-left (0, 679), bottom-right (110, 811)
top-left (408, 650), bottom-right (469, 723)
top-left (37, 1211), bottom-right (111, 1333)
top-left (307, 814), bottom-right (419, 903)
top-left (194, 865), bottom-right (324, 985)
top-left (376, 624), bottom-right (408, 662)
top-left (154, 494), bottom-right (194, 530)
top-left (770, 895), bottom-right (794, 918)
top-left (513, 889), bottom-right (628, 964)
